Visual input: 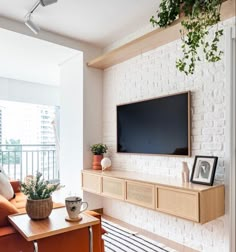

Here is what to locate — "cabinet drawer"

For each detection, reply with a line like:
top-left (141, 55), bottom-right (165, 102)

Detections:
top-left (102, 177), bottom-right (125, 200)
top-left (82, 173), bottom-right (101, 194)
top-left (126, 181), bottom-right (155, 209)
top-left (157, 186), bottom-right (199, 222)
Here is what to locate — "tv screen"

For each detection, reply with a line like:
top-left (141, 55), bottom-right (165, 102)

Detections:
top-left (117, 92), bottom-right (191, 156)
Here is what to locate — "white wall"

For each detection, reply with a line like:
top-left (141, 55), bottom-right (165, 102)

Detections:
top-left (82, 56), bottom-right (103, 210)
top-left (0, 77), bottom-right (60, 106)
top-left (225, 25), bottom-right (236, 252)
top-left (102, 17), bottom-right (235, 252)
top-left (59, 54), bottom-right (83, 194)
top-left (56, 37), bottom-right (103, 209)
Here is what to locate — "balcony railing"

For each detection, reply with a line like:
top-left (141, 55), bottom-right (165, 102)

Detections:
top-left (0, 144), bottom-right (59, 182)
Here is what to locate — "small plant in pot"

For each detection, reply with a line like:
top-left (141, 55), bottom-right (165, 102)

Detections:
top-left (21, 172), bottom-right (60, 220)
top-left (90, 143), bottom-right (108, 170)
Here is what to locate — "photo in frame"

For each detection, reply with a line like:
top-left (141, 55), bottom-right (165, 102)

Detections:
top-left (190, 156), bottom-right (218, 186)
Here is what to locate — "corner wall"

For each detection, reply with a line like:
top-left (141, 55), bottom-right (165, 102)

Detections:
top-left (102, 17), bottom-right (235, 252)
top-left (60, 54), bottom-right (83, 194)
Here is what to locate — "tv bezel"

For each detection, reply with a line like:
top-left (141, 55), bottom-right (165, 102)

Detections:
top-left (116, 91), bottom-right (191, 157)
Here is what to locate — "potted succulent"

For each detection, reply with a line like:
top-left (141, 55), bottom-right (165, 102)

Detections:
top-left (150, 0), bottom-right (223, 75)
top-left (90, 143), bottom-right (108, 170)
top-left (21, 172), bottom-right (60, 220)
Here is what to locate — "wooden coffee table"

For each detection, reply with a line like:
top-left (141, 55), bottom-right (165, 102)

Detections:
top-left (8, 207), bottom-right (100, 252)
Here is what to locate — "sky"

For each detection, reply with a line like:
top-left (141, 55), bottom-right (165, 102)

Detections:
top-left (0, 100), bottom-right (57, 145)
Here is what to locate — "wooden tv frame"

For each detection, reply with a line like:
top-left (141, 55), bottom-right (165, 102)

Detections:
top-left (116, 91), bottom-right (191, 157)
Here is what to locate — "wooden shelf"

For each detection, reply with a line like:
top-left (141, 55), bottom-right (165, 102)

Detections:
top-left (82, 169), bottom-right (222, 192)
top-left (82, 169), bottom-right (225, 224)
top-left (87, 0), bottom-right (235, 70)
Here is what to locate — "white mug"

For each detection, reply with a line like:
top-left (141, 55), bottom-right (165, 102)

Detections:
top-left (65, 196), bottom-right (88, 219)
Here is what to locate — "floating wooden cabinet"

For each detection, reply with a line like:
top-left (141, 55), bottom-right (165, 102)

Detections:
top-left (81, 172), bottom-right (101, 194)
top-left (102, 177), bottom-right (125, 200)
top-left (157, 186), bottom-right (199, 222)
top-left (126, 181), bottom-right (155, 209)
top-left (156, 185), bottom-right (225, 223)
top-left (199, 185), bottom-right (225, 224)
top-left (81, 170), bottom-right (225, 224)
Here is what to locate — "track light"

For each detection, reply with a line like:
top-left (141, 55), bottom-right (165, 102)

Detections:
top-left (25, 15), bottom-right (40, 34)
top-left (40, 0), bottom-right (58, 6)
top-left (24, 0), bottom-right (58, 34)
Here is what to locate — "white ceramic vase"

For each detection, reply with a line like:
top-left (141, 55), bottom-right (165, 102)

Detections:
top-left (101, 157), bottom-right (111, 171)
top-left (181, 161), bottom-right (190, 183)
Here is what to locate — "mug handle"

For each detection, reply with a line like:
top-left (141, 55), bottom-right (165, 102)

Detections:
top-left (80, 202), bottom-right (88, 213)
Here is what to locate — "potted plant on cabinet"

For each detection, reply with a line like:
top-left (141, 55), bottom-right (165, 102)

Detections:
top-left (21, 172), bottom-right (60, 220)
top-left (150, 0), bottom-right (223, 75)
top-left (90, 143), bottom-right (108, 170)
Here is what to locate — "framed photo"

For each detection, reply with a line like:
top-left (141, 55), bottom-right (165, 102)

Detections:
top-left (190, 156), bottom-right (218, 186)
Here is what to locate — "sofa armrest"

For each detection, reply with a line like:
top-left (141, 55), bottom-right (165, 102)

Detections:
top-left (0, 226), bottom-right (16, 237)
top-left (10, 180), bottom-right (21, 193)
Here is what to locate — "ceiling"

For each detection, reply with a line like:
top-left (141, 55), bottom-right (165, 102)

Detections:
top-left (0, 0), bottom-right (158, 48)
top-left (0, 28), bottom-right (80, 86)
top-left (0, 1), bottom-right (159, 86)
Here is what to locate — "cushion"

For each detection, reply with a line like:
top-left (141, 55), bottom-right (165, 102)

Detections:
top-left (0, 195), bottom-right (19, 227)
top-left (10, 180), bottom-right (21, 193)
top-left (9, 192), bottom-right (27, 210)
top-left (0, 170), bottom-right (14, 200)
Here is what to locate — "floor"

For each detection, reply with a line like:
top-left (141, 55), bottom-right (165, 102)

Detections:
top-left (102, 215), bottom-right (199, 252)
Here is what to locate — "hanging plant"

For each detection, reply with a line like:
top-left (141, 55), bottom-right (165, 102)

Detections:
top-left (150, 0), bottom-right (223, 75)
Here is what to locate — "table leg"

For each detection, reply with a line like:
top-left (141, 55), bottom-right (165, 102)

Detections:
top-left (34, 241), bottom-right (38, 252)
top-left (89, 226), bottom-right (93, 252)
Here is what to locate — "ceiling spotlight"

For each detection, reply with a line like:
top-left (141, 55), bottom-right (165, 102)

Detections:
top-left (24, 0), bottom-right (58, 34)
top-left (40, 0), bottom-right (58, 7)
top-left (25, 15), bottom-right (40, 34)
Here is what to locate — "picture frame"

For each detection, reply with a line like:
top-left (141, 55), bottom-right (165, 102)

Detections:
top-left (190, 156), bottom-right (218, 186)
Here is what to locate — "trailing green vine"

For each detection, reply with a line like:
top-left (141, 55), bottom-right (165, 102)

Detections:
top-left (150, 0), bottom-right (223, 75)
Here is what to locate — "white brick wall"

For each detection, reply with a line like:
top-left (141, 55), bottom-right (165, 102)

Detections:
top-left (102, 17), bottom-right (235, 252)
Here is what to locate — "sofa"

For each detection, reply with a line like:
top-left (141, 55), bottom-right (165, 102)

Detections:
top-left (0, 181), bottom-right (105, 252)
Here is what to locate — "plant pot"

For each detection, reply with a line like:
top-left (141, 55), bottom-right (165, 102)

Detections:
top-left (92, 155), bottom-right (103, 170)
top-left (179, 2), bottom-right (192, 18)
top-left (179, 3), bottom-right (185, 18)
top-left (26, 197), bottom-right (53, 220)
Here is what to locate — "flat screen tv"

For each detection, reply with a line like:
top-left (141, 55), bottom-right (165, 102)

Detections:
top-left (117, 91), bottom-right (191, 156)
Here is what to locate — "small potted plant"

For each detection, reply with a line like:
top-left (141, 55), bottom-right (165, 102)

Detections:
top-left (21, 172), bottom-right (60, 220)
top-left (90, 143), bottom-right (108, 170)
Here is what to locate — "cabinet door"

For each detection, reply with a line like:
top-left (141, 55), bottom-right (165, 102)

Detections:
top-left (82, 172), bottom-right (101, 194)
top-left (157, 186), bottom-right (199, 222)
top-left (102, 177), bottom-right (125, 200)
top-left (126, 181), bottom-right (155, 209)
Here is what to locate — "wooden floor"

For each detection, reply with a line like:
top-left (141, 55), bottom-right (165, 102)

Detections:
top-left (102, 215), bottom-right (199, 252)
